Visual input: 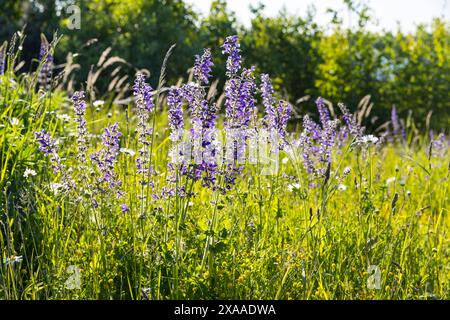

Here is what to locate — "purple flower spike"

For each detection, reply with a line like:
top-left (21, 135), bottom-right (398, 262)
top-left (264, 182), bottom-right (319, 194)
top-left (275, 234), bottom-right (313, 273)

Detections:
top-left (166, 48), bottom-right (222, 192)
top-left (133, 73), bottom-right (155, 179)
top-left (168, 86), bottom-right (186, 166)
top-left (133, 73), bottom-right (155, 113)
top-left (315, 97), bottom-right (330, 127)
top-left (71, 91), bottom-right (88, 163)
top-left (296, 97), bottom-right (341, 186)
top-left (193, 48), bottom-right (214, 85)
top-left (390, 105), bottom-right (405, 141)
top-left (224, 67), bottom-right (256, 130)
top-left (275, 101), bottom-right (292, 144)
top-left (431, 133), bottom-right (448, 158)
top-left (338, 103), bottom-right (364, 139)
top-left (222, 35), bottom-right (242, 77)
top-left (261, 74), bottom-right (276, 122)
top-left (34, 129), bottom-right (64, 174)
top-left (38, 34), bottom-right (53, 88)
top-left (168, 87), bottom-right (184, 131)
top-left (0, 41), bottom-right (6, 75)
top-left (90, 122), bottom-right (123, 194)
top-left (261, 74), bottom-right (292, 148)
top-left (35, 129), bottom-right (57, 156)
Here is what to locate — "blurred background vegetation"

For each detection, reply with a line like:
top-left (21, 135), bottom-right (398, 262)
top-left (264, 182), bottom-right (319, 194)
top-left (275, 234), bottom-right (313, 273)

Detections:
top-left (0, 0), bottom-right (449, 129)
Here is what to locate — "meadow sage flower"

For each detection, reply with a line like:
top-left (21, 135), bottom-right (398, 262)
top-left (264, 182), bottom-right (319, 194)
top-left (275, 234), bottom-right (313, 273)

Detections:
top-left (0, 41), bottom-right (6, 75)
top-left (35, 129), bottom-right (64, 174)
top-left (261, 74), bottom-right (293, 149)
top-left (38, 34), bottom-right (53, 88)
top-left (430, 133), bottom-right (448, 158)
top-left (390, 105), bottom-right (405, 141)
top-left (90, 122), bottom-right (123, 197)
top-left (133, 73), bottom-right (155, 180)
top-left (222, 35), bottom-right (241, 76)
top-left (297, 97), bottom-right (340, 186)
top-left (193, 48), bottom-right (214, 85)
top-left (72, 91), bottom-right (88, 164)
top-left (338, 102), bottom-right (364, 139)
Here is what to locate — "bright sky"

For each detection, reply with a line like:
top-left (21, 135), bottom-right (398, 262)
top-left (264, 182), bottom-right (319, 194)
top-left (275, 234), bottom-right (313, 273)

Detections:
top-left (186, 0), bottom-right (449, 32)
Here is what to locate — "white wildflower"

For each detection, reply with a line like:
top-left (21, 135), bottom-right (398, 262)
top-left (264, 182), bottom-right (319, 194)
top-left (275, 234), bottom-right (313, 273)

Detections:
top-left (355, 134), bottom-right (379, 147)
top-left (57, 114), bottom-right (72, 122)
top-left (93, 100), bottom-right (105, 107)
top-left (287, 183), bottom-right (301, 192)
top-left (3, 255), bottom-right (23, 265)
top-left (363, 135), bottom-right (379, 144)
top-left (337, 184), bottom-right (347, 191)
top-left (24, 168), bottom-right (37, 178)
top-left (386, 177), bottom-right (396, 185)
top-left (10, 117), bottom-right (20, 126)
top-left (120, 148), bottom-right (136, 156)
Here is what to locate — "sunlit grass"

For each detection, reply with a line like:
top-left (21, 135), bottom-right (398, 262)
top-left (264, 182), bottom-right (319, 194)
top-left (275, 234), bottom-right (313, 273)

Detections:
top-left (0, 33), bottom-right (448, 300)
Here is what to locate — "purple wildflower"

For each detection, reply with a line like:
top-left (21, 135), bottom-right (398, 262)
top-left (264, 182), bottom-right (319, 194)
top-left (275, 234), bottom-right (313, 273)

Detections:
top-left (315, 97), bottom-right (330, 127)
top-left (261, 75), bottom-right (292, 148)
top-left (34, 129), bottom-right (63, 174)
top-left (297, 98), bottom-right (340, 185)
top-left (167, 86), bottom-right (186, 166)
top-left (71, 91), bottom-right (88, 163)
top-left (274, 101), bottom-right (292, 145)
top-left (168, 86), bottom-right (184, 131)
top-left (222, 35), bottom-right (242, 76)
top-left (336, 127), bottom-right (349, 149)
top-left (430, 133), bottom-right (448, 158)
top-left (121, 203), bottom-right (129, 213)
top-left (90, 122), bottom-right (123, 194)
top-left (190, 97), bottom-right (218, 161)
top-left (297, 116), bottom-right (317, 175)
top-left (338, 103), bottom-right (364, 138)
top-left (133, 73), bottom-right (154, 113)
top-left (343, 166), bottom-right (351, 176)
top-left (194, 99), bottom-right (219, 188)
top-left (161, 186), bottom-right (175, 199)
top-left (224, 67), bottom-right (256, 130)
top-left (35, 129), bottom-right (56, 156)
top-left (38, 34), bottom-right (53, 88)
top-left (35, 129), bottom-right (75, 193)
top-left (165, 48), bottom-right (221, 193)
top-left (223, 72), bottom-right (256, 167)
top-left (221, 37), bottom-right (256, 190)
top-left (391, 105), bottom-right (405, 141)
top-left (181, 83), bottom-right (219, 188)
top-left (261, 74), bottom-right (276, 124)
top-left (193, 48), bottom-right (214, 85)
top-left (133, 73), bottom-right (155, 180)
top-left (261, 74), bottom-right (292, 149)
top-left (302, 113), bottom-right (321, 141)
top-left (0, 41), bottom-right (6, 75)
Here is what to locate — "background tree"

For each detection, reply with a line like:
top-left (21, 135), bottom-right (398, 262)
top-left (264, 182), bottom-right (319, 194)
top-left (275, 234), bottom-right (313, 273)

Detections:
top-left (0, 0), bottom-right (448, 129)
